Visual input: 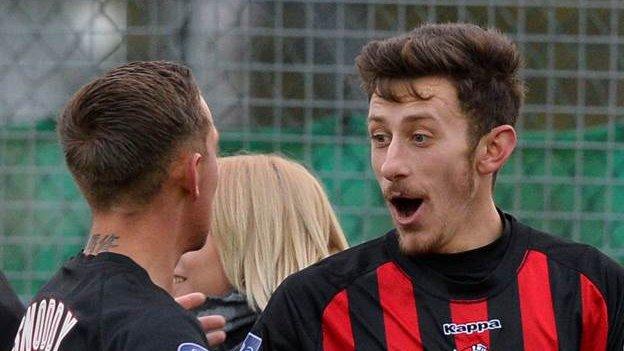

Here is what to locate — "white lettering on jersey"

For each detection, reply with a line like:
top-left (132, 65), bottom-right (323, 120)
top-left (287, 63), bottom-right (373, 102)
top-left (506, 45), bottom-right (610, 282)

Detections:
top-left (45, 302), bottom-right (65, 351)
top-left (33, 300), bottom-right (47, 349)
top-left (20, 302), bottom-right (37, 350)
top-left (52, 311), bottom-right (78, 351)
top-left (443, 319), bottom-right (502, 335)
top-left (12, 298), bottom-right (78, 351)
top-left (40, 299), bottom-right (56, 351)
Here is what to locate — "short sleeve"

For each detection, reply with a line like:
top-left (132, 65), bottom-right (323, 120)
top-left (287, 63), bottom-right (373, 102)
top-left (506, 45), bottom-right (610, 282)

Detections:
top-left (105, 306), bottom-right (210, 351)
top-left (243, 277), bottom-right (321, 351)
top-left (574, 247), bottom-right (624, 350)
top-left (244, 289), bottom-right (298, 351)
top-left (599, 254), bottom-right (624, 350)
top-left (99, 272), bottom-right (210, 351)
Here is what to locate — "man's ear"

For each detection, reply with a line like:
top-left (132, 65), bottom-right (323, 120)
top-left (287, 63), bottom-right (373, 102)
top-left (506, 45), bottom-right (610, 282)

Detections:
top-left (476, 125), bottom-right (517, 176)
top-left (183, 153), bottom-right (203, 199)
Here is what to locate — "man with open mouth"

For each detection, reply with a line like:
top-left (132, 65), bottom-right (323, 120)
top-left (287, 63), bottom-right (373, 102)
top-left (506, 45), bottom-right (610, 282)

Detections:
top-left (242, 23), bottom-right (624, 351)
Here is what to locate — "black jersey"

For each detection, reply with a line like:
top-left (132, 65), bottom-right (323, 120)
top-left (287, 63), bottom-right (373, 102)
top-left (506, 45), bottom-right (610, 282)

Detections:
top-left (1, 270), bottom-right (24, 350)
top-left (245, 213), bottom-right (624, 351)
top-left (11, 253), bottom-right (210, 351)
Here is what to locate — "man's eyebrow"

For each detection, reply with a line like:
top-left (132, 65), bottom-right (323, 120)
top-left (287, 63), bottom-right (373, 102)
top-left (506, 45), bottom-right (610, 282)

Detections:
top-left (367, 115), bottom-right (385, 123)
top-left (367, 114), bottom-right (437, 123)
top-left (403, 114), bottom-right (437, 122)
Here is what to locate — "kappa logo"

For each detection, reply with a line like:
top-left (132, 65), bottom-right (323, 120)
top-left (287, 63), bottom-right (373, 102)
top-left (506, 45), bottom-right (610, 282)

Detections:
top-left (443, 319), bottom-right (502, 335)
top-left (177, 343), bottom-right (208, 351)
top-left (239, 333), bottom-right (262, 351)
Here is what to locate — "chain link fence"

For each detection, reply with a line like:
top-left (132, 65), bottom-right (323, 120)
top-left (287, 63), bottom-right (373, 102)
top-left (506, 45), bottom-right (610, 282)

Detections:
top-left (1, 0), bottom-right (623, 300)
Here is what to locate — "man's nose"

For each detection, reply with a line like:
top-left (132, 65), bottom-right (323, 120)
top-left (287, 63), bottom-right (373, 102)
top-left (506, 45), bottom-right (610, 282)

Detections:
top-left (380, 141), bottom-right (410, 181)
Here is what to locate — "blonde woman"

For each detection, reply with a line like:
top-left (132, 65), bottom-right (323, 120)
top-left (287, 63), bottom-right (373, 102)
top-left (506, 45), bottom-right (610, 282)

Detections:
top-left (173, 154), bottom-right (348, 350)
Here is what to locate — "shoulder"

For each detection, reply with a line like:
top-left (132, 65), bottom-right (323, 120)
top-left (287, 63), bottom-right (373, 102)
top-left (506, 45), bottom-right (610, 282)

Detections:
top-left (114, 310), bottom-right (208, 350)
top-left (520, 220), bottom-right (624, 293)
top-left (102, 269), bottom-right (159, 297)
top-left (100, 269), bottom-right (184, 316)
top-left (260, 234), bottom-right (392, 317)
top-left (251, 234), bottom-right (393, 347)
top-left (101, 292), bottom-right (208, 350)
top-left (98, 271), bottom-right (208, 349)
top-left (117, 303), bottom-right (200, 331)
top-left (278, 233), bottom-right (392, 300)
top-left (522, 221), bottom-right (622, 273)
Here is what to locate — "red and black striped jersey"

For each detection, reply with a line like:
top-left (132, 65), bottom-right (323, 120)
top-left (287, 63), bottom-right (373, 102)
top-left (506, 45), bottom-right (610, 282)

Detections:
top-left (246, 213), bottom-right (624, 351)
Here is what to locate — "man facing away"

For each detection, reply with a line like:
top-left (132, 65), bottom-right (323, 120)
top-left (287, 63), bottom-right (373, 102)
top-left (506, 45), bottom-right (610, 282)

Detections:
top-left (12, 61), bottom-right (220, 351)
top-left (242, 23), bottom-right (624, 350)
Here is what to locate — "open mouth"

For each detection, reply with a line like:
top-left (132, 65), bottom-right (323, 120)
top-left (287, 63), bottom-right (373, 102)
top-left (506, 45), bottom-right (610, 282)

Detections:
top-left (389, 197), bottom-right (423, 220)
top-left (173, 275), bottom-right (187, 284)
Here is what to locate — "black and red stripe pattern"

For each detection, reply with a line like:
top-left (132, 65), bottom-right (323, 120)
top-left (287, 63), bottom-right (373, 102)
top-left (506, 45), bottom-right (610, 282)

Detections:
top-left (517, 250), bottom-right (558, 349)
top-left (580, 274), bottom-right (608, 351)
top-left (449, 299), bottom-right (489, 351)
top-left (322, 290), bottom-right (353, 351)
top-left (250, 213), bottom-right (623, 351)
top-left (377, 262), bottom-right (422, 351)
top-left (320, 250), bottom-right (611, 350)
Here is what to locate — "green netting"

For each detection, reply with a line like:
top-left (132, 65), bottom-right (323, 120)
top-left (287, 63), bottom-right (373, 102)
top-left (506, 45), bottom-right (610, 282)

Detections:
top-left (2, 116), bottom-right (624, 298)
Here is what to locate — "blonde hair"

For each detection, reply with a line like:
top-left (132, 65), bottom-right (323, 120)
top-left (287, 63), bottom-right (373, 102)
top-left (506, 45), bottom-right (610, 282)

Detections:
top-left (211, 154), bottom-right (348, 311)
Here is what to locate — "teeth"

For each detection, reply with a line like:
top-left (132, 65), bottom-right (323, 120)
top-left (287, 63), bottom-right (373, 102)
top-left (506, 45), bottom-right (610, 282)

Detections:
top-left (173, 276), bottom-right (186, 284)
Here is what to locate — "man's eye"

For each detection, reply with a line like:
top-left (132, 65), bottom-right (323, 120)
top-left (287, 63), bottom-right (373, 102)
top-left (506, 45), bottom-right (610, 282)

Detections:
top-left (370, 133), bottom-right (390, 147)
top-left (412, 133), bottom-right (429, 144)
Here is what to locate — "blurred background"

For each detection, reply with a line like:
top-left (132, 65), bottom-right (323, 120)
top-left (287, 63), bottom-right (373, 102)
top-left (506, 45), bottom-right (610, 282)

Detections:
top-left (1, 0), bottom-right (623, 301)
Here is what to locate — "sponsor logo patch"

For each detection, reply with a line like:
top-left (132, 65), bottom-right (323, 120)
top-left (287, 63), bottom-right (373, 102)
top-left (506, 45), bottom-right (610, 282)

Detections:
top-left (177, 342), bottom-right (209, 351)
top-left (239, 332), bottom-right (262, 351)
top-left (443, 319), bottom-right (502, 335)
top-left (472, 343), bottom-right (488, 351)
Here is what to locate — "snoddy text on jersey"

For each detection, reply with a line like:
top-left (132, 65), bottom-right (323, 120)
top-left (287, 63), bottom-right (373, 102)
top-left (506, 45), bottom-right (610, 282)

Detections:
top-left (12, 298), bottom-right (78, 351)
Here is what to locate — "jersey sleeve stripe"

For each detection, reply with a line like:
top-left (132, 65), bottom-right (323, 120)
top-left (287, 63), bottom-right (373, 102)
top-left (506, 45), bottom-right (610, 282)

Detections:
top-left (376, 262), bottom-right (423, 351)
top-left (580, 274), bottom-right (608, 351)
top-left (517, 250), bottom-right (559, 350)
top-left (322, 289), bottom-right (354, 351)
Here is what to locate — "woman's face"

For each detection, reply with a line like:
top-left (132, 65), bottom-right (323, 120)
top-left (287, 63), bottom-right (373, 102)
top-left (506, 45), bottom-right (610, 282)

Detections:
top-left (173, 234), bottom-right (232, 297)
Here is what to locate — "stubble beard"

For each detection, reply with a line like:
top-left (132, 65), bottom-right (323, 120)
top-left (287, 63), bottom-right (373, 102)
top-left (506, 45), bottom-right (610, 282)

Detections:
top-left (398, 230), bottom-right (445, 255)
top-left (396, 160), bottom-right (477, 256)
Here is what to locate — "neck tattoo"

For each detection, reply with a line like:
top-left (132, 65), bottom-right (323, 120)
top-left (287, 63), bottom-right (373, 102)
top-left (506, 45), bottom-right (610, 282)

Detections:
top-left (84, 234), bottom-right (119, 255)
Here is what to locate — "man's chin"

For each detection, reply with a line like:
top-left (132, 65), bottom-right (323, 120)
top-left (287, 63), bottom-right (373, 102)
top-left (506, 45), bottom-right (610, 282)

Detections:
top-left (396, 228), bottom-right (441, 255)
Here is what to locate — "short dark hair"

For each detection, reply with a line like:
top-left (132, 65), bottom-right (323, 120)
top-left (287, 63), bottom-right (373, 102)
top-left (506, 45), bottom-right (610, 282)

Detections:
top-left (356, 23), bottom-right (525, 147)
top-left (59, 61), bottom-right (211, 210)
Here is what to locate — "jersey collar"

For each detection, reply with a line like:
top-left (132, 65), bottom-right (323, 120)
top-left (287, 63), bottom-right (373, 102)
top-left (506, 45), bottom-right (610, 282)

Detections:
top-left (385, 212), bottom-right (530, 300)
